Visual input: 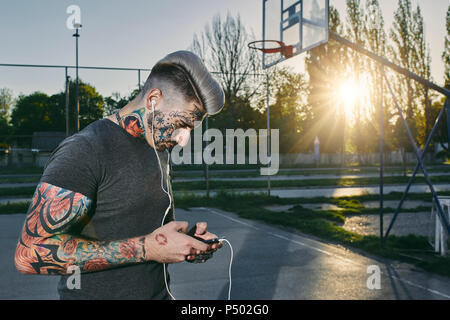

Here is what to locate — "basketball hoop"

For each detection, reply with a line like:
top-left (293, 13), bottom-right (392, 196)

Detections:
top-left (248, 40), bottom-right (294, 59)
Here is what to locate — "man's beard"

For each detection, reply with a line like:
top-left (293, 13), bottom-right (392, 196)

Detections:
top-left (155, 139), bottom-right (176, 152)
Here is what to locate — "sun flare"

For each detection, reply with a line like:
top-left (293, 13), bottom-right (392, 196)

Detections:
top-left (336, 76), bottom-right (370, 122)
top-left (339, 80), bottom-right (359, 107)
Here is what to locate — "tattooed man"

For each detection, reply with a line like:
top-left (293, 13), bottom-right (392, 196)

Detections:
top-left (15, 51), bottom-right (225, 299)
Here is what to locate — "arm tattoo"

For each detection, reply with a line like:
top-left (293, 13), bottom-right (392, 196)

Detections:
top-left (15, 182), bottom-right (147, 275)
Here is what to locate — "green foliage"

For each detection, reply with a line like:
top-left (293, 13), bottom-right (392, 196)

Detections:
top-left (0, 88), bottom-right (14, 120)
top-left (9, 79), bottom-right (104, 142)
top-left (443, 6), bottom-right (450, 88)
top-left (11, 92), bottom-right (53, 135)
top-left (0, 202), bottom-right (30, 214)
top-left (104, 89), bottom-right (140, 117)
top-left (0, 117), bottom-right (12, 148)
top-left (304, 5), bottom-right (348, 153)
top-left (268, 68), bottom-right (309, 153)
top-left (64, 79), bottom-right (104, 132)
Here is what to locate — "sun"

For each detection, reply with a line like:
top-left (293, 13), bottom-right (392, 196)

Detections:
top-left (336, 76), bottom-right (370, 122)
top-left (338, 79), bottom-right (359, 113)
top-left (339, 80), bottom-right (358, 107)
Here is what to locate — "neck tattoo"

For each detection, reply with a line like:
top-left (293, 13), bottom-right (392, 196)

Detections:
top-left (115, 108), bottom-right (147, 139)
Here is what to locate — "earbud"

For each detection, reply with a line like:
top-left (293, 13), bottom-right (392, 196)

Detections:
top-left (151, 100), bottom-right (155, 112)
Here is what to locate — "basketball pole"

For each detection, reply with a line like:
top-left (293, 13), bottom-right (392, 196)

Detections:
top-left (379, 65), bottom-right (384, 242)
top-left (329, 32), bottom-right (450, 97)
top-left (262, 0), bottom-right (271, 197)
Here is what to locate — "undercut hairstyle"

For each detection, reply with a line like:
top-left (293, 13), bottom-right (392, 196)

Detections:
top-left (140, 63), bottom-right (204, 112)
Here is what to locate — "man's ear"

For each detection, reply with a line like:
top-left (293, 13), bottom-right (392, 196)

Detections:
top-left (145, 88), bottom-right (162, 111)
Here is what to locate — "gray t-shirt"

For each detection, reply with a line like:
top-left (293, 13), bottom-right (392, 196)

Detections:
top-left (40, 118), bottom-right (174, 300)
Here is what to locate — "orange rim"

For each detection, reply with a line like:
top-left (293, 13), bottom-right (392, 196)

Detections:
top-left (248, 40), bottom-right (294, 58)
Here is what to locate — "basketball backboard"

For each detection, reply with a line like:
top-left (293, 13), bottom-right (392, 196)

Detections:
top-left (262, 0), bottom-right (329, 69)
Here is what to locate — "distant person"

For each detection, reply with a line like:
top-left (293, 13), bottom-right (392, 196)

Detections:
top-left (14, 51), bottom-right (225, 300)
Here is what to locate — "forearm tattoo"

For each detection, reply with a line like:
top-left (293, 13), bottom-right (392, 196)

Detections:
top-left (15, 182), bottom-right (147, 275)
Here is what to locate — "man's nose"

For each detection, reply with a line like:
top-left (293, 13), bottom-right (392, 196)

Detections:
top-left (173, 128), bottom-right (191, 147)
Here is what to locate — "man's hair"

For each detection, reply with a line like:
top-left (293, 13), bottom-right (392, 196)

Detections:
top-left (140, 63), bottom-right (203, 111)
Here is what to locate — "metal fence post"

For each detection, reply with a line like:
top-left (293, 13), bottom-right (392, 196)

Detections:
top-left (65, 67), bottom-right (70, 137)
top-left (266, 73), bottom-right (271, 197)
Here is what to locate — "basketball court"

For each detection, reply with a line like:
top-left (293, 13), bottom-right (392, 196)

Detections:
top-left (249, 0), bottom-right (450, 248)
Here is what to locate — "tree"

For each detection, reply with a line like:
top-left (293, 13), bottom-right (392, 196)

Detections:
top-left (444, 6), bottom-right (450, 89)
top-left (0, 88), bottom-right (14, 147)
top-left (0, 88), bottom-right (14, 120)
top-left (362, 0), bottom-right (396, 155)
top-left (104, 89), bottom-right (139, 117)
top-left (390, 0), bottom-right (416, 122)
top-left (305, 5), bottom-right (348, 154)
top-left (192, 13), bottom-right (260, 101)
top-left (10, 92), bottom-right (53, 147)
top-left (389, 0), bottom-right (419, 169)
top-left (411, 5), bottom-right (433, 145)
top-left (345, 0), bottom-right (365, 160)
top-left (48, 79), bottom-right (104, 133)
top-left (259, 68), bottom-right (309, 153)
top-left (191, 13), bottom-right (264, 130)
top-left (10, 79), bottom-right (104, 141)
top-left (430, 96), bottom-right (449, 154)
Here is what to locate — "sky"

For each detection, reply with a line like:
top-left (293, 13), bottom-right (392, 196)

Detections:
top-left (0, 0), bottom-right (448, 99)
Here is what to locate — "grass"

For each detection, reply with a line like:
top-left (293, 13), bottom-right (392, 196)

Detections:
top-left (0, 167), bottom-right (43, 175)
top-left (0, 201), bottom-right (30, 214)
top-left (173, 167), bottom-right (450, 179)
top-left (0, 177), bottom-right (40, 184)
top-left (0, 186), bottom-right (36, 197)
top-left (0, 190), bottom-right (431, 215)
top-left (1, 162), bottom-right (448, 177)
top-left (170, 175), bottom-right (450, 191)
top-left (172, 162), bottom-right (450, 171)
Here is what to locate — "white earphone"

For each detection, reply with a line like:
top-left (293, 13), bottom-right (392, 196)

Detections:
top-left (149, 97), bottom-right (175, 299)
top-left (150, 97), bottom-right (232, 300)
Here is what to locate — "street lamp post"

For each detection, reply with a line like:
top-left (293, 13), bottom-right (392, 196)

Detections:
top-left (65, 67), bottom-right (70, 137)
top-left (73, 23), bottom-right (82, 133)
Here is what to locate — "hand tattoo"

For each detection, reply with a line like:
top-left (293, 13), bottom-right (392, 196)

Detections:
top-left (155, 234), bottom-right (168, 246)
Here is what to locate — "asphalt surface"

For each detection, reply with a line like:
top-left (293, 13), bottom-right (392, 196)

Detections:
top-left (0, 214), bottom-right (59, 299)
top-left (2, 208), bottom-right (450, 300)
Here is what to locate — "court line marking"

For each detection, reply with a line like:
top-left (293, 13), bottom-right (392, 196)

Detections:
top-left (200, 207), bottom-right (450, 299)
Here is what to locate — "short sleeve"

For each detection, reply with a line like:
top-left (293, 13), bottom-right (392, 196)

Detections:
top-left (40, 134), bottom-right (100, 200)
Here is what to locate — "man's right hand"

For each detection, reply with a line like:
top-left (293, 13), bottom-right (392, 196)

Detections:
top-left (145, 221), bottom-right (210, 264)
